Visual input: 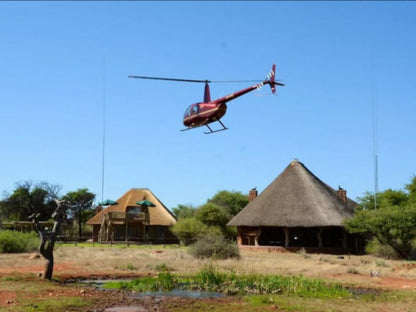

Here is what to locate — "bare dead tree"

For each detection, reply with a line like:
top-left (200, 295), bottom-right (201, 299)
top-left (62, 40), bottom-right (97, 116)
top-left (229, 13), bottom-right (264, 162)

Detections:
top-left (29, 199), bottom-right (67, 280)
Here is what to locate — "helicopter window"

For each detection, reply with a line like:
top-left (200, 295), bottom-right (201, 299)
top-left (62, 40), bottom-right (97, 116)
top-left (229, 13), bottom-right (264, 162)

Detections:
top-left (184, 106), bottom-right (192, 117)
top-left (192, 104), bottom-right (199, 114)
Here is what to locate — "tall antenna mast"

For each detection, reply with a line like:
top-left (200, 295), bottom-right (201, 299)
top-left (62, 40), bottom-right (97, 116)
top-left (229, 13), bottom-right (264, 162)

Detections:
top-left (101, 57), bottom-right (106, 205)
top-left (371, 51), bottom-right (379, 209)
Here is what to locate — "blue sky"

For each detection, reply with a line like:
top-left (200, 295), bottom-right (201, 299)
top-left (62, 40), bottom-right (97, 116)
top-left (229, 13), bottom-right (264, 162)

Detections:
top-left (1, 2), bottom-right (415, 209)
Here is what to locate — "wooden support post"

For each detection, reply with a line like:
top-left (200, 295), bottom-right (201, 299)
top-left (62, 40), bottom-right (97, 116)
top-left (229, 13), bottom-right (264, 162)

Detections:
top-left (125, 214), bottom-right (128, 242)
top-left (317, 227), bottom-right (323, 248)
top-left (254, 227), bottom-right (262, 246)
top-left (342, 229), bottom-right (347, 249)
top-left (236, 227), bottom-right (243, 245)
top-left (283, 227), bottom-right (290, 247)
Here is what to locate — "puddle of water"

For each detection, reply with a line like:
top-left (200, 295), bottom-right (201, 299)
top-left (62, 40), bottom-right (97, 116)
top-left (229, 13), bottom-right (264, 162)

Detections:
top-left (80, 279), bottom-right (132, 288)
top-left (135, 288), bottom-right (222, 299)
top-left (79, 279), bottom-right (222, 299)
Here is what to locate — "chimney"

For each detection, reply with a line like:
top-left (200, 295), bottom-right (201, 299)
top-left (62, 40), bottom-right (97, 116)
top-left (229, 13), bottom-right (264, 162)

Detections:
top-left (249, 188), bottom-right (258, 202)
top-left (337, 186), bottom-right (347, 203)
top-left (96, 206), bottom-right (103, 214)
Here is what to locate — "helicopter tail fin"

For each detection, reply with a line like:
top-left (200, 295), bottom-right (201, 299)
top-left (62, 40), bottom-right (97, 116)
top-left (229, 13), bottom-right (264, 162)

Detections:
top-left (267, 64), bottom-right (276, 93)
top-left (267, 64), bottom-right (284, 93)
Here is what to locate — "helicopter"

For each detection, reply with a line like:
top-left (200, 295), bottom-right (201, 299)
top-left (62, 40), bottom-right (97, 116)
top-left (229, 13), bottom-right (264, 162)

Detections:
top-left (128, 64), bottom-right (284, 134)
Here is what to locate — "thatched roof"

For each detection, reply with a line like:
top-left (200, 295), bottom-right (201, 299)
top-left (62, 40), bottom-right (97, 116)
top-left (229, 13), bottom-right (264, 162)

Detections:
top-left (87, 188), bottom-right (177, 226)
top-left (228, 160), bottom-right (357, 227)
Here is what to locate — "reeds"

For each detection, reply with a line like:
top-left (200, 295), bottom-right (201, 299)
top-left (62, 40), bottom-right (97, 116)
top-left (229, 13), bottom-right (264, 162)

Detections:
top-left (105, 264), bottom-right (351, 298)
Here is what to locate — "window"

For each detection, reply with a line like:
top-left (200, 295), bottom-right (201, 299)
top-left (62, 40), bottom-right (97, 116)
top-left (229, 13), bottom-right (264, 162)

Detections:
top-left (184, 106), bottom-right (192, 118)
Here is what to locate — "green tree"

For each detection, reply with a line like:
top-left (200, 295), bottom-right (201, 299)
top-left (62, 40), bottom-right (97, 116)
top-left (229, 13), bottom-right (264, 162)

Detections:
top-left (405, 175), bottom-right (416, 206)
top-left (0, 181), bottom-right (61, 221)
top-left (355, 189), bottom-right (408, 211)
top-left (345, 177), bottom-right (416, 259)
top-left (62, 188), bottom-right (95, 240)
top-left (208, 190), bottom-right (248, 217)
top-left (172, 204), bottom-right (196, 219)
top-left (196, 203), bottom-right (230, 228)
top-left (170, 190), bottom-right (248, 243)
top-left (345, 205), bottom-right (416, 259)
top-left (170, 217), bottom-right (209, 246)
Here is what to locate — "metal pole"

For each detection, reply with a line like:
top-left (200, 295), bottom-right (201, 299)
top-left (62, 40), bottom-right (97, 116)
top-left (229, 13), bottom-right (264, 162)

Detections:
top-left (371, 50), bottom-right (379, 210)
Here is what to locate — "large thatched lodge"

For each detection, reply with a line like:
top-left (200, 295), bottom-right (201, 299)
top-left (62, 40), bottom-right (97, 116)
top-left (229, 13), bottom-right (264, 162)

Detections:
top-left (228, 159), bottom-right (363, 254)
top-left (87, 188), bottom-right (178, 244)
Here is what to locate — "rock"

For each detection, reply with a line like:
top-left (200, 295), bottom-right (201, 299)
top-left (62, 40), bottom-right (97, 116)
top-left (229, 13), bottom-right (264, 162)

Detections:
top-left (6, 300), bottom-right (13, 304)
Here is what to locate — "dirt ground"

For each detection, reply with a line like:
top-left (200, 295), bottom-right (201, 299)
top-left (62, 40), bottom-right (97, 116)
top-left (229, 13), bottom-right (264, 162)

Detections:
top-left (0, 270), bottom-right (238, 312)
top-left (1, 247), bottom-right (416, 311)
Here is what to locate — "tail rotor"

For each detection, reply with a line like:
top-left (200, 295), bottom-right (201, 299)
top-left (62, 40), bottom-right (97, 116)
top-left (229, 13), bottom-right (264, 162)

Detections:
top-left (265, 64), bottom-right (284, 94)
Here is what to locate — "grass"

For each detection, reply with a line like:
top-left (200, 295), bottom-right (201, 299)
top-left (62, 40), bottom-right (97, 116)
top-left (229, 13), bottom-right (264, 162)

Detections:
top-left (15, 296), bottom-right (90, 312)
top-left (3, 245), bottom-right (416, 311)
top-left (0, 230), bottom-right (39, 253)
top-left (0, 275), bottom-right (92, 312)
top-left (3, 243), bottom-right (416, 285)
top-left (165, 291), bottom-right (416, 312)
top-left (105, 265), bottom-right (353, 298)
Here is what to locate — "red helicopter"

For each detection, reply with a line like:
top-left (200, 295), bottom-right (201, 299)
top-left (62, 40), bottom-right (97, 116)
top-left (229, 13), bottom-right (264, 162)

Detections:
top-left (129, 64), bottom-right (284, 134)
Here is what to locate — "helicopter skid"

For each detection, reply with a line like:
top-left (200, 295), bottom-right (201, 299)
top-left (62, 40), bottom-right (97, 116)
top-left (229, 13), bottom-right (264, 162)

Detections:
top-left (203, 120), bottom-right (228, 134)
top-left (180, 120), bottom-right (228, 134)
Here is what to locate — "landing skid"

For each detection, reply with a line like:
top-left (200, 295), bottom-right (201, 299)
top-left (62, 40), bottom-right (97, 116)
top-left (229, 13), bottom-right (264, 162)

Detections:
top-left (180, 120), bottom-right (229, 134)
top-left (204, 120), bottom-right (228, 134)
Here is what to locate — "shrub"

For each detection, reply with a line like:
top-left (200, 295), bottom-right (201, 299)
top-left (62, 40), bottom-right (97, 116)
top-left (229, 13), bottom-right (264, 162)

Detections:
top-left (365, 237), bottom-right (402, 260)
top-left (170, 217), bottom-right (209, 246)
top-left (189, 233), bottom-right (240, 260)
top-left (0, 230), bottom-right (39, 253)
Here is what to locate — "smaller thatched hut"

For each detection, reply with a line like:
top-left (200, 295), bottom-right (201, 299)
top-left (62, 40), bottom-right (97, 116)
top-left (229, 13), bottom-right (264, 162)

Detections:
top-left (87, 188), bottom-right (177, 244)
top-left (228, 160), bottom-right (362, 253)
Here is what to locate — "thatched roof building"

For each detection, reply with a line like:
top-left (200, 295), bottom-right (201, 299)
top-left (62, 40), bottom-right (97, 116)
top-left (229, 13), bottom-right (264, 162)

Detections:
top-left (87, 188), bottom-right (177, 243)
top-left (228, 160), bottom-right (361, 253)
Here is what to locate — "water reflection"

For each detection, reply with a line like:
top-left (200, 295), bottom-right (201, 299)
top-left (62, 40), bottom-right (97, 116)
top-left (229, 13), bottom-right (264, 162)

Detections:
top-left (80, 279), bottom-right (222, 299)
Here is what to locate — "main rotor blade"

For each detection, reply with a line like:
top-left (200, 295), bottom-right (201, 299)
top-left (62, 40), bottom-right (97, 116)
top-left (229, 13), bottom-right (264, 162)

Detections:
top-left (128, 75), bottom-right (262, 84)
top-left (210, 80), bottom-right (260, 83)
top-left (128, 75), bottom-right (210, 83)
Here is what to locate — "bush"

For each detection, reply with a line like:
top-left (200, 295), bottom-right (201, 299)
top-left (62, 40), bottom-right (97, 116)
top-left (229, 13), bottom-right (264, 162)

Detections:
top-left (0, 230), bottom-right (39, 253)
top-left (170, 217), bottom-right (209, 246)
top-left (189, 233), bottom-right (240, 260)
top-left (345, 205), bottom-right (416, 259)
top-left (365, 238), bottom-right (402, 260)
